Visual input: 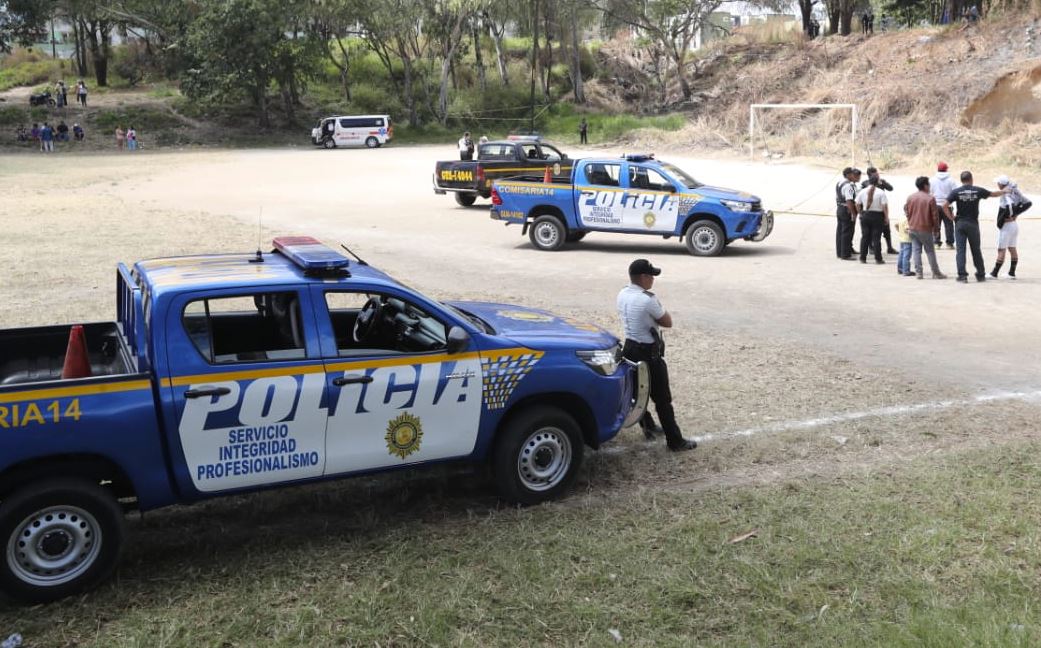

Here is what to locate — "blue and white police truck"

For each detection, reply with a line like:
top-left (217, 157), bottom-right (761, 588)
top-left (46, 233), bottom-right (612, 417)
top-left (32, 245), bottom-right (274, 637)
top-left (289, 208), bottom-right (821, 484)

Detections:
top-left (490, 154), bottom-right (774, 256)
top-left (0, 237), bottom-right (647, 603)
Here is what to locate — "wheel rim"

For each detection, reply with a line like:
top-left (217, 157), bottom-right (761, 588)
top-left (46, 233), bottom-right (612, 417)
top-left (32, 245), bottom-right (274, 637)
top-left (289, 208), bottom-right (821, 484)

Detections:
top-left (366, 137), bottom-right (377, 148)
top-left (516, 426), bottom-right (572, 492)
top-left (691, 226), bottom-right (719, 253)
top-left (7, 505), bottom-right (102, 587)
top-left (534, 222), bottom-right (560, 248)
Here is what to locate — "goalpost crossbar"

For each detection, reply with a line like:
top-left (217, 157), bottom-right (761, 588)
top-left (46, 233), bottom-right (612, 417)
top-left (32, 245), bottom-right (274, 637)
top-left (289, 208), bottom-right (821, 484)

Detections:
top-left (749, 103), bottom-right (857, 165)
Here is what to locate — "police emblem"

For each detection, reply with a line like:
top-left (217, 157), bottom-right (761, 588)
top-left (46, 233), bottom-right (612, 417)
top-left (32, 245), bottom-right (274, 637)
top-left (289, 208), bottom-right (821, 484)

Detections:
top-left (643, 211), bottom-right (656, 228)
top-left (385, 412), bottom-right (423, 460)
top-left (553, 162), bottom-right (562, 175)
top-left (496, 309), bottom-right (555, 322)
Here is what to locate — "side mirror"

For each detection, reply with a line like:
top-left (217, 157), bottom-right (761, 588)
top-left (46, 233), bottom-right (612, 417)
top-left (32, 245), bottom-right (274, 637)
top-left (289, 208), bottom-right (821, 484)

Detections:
top-left (668, 185), bottom-right (678, 193)
top-left (562, 153), bottom-right (569, 160)
top-left (446, 326), bottom-right (471, 354)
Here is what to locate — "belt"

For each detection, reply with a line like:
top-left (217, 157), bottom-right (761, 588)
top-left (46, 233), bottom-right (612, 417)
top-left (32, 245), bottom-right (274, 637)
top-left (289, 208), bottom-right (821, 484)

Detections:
top-left (624, 339), bottom-right (656, 348)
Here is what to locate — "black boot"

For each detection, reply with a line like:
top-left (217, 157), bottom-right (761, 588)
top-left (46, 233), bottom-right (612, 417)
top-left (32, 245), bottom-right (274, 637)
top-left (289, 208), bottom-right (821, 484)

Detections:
top-left (1009, 259), bottom-right (1018, 278)
top-left (991, 260), bottom-right (1003, 278)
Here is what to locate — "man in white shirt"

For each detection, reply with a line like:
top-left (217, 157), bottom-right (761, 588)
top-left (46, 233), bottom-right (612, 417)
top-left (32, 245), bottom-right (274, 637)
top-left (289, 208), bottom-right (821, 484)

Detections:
top-left (458, 131), bottom-right (474, 160)
top-left (931, 161), bottom-right (957, 247)
top-left (616, 259), bottom-right (697, 452)
top-left (855, 177), bottom-right (889, 264)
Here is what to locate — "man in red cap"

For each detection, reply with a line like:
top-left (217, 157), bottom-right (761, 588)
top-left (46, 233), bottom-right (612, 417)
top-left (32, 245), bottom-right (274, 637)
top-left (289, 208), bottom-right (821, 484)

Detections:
top-left (931, 162), bottom-right (957, 248)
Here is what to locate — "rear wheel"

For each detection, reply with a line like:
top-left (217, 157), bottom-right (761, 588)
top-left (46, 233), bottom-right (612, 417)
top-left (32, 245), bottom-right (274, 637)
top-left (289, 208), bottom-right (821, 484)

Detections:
top-left (529, 215), bottom-right (566, 251)
top-left (0, 478), bottom-right (125, 604)
top-left (323, 138), bottom-right (336, 149)
top-left (684, 219), bottom-right (725, 256)
top-left (493, 406), bottom-right (584, 505)
top-left (365, 136), bottom-right (379, 148)
top-left (454, 192), bottom-right (478, 207)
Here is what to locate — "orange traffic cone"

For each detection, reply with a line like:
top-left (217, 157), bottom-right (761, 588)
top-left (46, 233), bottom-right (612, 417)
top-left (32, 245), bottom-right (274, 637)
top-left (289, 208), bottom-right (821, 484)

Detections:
top-left (61, 325), bottom-right (93, 379)
top-left (543, 166), bottom-right (552, 183)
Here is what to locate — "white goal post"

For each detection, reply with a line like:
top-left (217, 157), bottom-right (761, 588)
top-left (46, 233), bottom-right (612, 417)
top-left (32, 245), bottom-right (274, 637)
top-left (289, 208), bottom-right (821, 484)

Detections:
top-left (749, 103), bottom-right (858, 165)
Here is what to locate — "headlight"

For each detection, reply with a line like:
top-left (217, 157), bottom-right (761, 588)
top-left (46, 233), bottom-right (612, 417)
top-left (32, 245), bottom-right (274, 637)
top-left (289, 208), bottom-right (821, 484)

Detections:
top-left (576, 346), bottom-right (621, 376)
top-left (721, 199), bottom-right (754, 212)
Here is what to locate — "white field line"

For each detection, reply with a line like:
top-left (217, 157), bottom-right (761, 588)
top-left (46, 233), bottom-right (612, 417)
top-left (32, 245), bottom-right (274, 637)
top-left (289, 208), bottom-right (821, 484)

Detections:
top-left (605, 390), bottom-right (1041, 453)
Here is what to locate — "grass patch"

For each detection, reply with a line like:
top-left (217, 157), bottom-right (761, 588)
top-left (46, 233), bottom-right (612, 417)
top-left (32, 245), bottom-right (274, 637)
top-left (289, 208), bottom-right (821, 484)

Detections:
top-left (3, 442), bottom-right (1041, 645)
top-left (93, 106), bottom-right (180, 132)
top-left (0, 50), bottom-right (69, 93)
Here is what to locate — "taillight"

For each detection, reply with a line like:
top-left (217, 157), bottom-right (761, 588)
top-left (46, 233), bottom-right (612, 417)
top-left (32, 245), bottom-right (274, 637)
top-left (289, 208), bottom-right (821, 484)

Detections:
top-left (476, 166), bottom-right (485, 182)
top-left (491, 187), bottom-right (502, 206)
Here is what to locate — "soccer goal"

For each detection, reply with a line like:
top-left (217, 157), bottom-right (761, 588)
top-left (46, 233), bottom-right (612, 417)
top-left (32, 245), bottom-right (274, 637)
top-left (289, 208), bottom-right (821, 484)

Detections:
top-left (749, 103), bottom-right (858, 165)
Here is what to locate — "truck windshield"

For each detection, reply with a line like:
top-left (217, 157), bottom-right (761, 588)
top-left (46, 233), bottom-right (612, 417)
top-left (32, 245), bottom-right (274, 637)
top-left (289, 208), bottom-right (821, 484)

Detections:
top-left (660, 163), bottom-right (703, 190)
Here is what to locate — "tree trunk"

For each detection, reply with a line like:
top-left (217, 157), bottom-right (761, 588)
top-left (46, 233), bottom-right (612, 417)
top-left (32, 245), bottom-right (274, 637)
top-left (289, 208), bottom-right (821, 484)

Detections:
top-left (827, 0), bottom-right (840, 33)
top-left (670, 45), bottom-right (692, 101)
top-left (568, 3), bottom-right (584, 103)
top-left (799, 0), bottom-right (813, 35)
top-left (403, 56), bottom-right (417, 127)
top-left (542, 9), bottom-right (552, 99)
top-left (839, 4), bottom-right (853, 35)
top-left (488, 21), bottom-right (509, 85)
top-left (531, 0), bottom-right (540, 115)
top-left (333, 37), bottom-right (352, 101)
top-left (257, 89), bottom-right (270, 128)
top-left (473, 22), bottom-right (486, 92)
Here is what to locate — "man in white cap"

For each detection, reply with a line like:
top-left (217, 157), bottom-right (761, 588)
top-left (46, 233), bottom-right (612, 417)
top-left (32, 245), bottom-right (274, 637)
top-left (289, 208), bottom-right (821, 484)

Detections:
top-left (991, 175), bottom-right (1030, 279)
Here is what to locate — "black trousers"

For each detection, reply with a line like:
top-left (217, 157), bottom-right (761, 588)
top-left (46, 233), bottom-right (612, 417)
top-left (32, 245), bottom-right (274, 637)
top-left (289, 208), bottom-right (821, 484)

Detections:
top-left (934, 214), bottom-right (954, 245)
top-left (955, 220), bottom-right (986, 278)
top-left (580, 131), bottom-right (587, 144)
top-left (836, 207), bottom-right (855, 258)
top-left (622, 340), bottom-right (683, 446)
top-left (859, 211), bottom-right (885, 261)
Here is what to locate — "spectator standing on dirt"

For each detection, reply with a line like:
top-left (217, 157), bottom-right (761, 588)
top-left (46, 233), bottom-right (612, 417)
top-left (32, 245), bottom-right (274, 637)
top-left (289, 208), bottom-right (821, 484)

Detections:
top-left (54, 81), bottom-right (64, 108)
top-left (856, 176), bottom-right (888, 264)
top-left (894, 210), bottom-right (913, 276)
top-left (73, 123), bottom-right (84, 141)
top-left (861, 167), bottom-right (897, 254)
top-left (40, 122), bottom-right (54, 153)
top-left (931, 162), bottom-right (957, 248)
top-left (458, 131), bottom-right (474, 160)
top-left (56, 120), bottom-right (69, 142)
top-left (30, 123), bottom-right (39, 144)
top-left (860, 10), bottom-right (869, 34)
top-left (944, 171), bottom-right (1006, 282)
top-left (115, 126), bottom-right (125, 151)
top-left (16, 125), bottom-right (27, 142)
top-left (905, 176), bottom-right (947, 279)
top-left (835, 167), bottom-right (860, 260)
top-left (991, 175), bottom-right (1030, 279)
top-left (579, 118), bottom-right (588, 144)
top-left (126, 126), bottom-right (138, 151)
top-left (617, 259), bottom-right (697, 452)
top-left (76, 80), bottom-right (87, 107)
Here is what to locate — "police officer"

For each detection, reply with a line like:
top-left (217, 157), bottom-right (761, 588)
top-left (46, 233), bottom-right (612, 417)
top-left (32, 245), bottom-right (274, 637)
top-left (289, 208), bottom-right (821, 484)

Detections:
top-left (617, 259), bottom-right (697, 452)
top-left (836, 167), bottom-right (860, 259)
top-left (861, 166), bottom-right (898, 255)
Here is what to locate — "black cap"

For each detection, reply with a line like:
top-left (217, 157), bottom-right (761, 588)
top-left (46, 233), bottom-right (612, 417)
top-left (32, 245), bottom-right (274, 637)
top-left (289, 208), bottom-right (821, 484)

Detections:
top-left (851, 167), bottom-right (862, 175)
top-left (629, 258), bottom-right (661, 276)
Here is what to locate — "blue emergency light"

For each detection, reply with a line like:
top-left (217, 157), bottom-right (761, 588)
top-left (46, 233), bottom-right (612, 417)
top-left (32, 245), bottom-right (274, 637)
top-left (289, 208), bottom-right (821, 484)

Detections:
top-left (273, 236), bottom-right (350, 272)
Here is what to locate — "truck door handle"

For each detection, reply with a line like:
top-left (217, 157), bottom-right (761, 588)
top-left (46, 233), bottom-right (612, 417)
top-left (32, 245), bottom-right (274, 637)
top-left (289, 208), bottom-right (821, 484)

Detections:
top-left (332, 375), bottom-right (373, 387)
top-left (184, 386), bottom-right (231, 399)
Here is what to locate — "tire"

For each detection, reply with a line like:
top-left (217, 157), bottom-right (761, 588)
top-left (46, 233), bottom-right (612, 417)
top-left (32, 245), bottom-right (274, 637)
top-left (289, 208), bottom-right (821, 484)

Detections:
top-left (529, 215), bottom-right (566, 251)
top-left (365, 136), bottom-right (379, 148)
top-left (565, 231), bottom-right (586, 243)
top-left (0, 478), bottom-right (125, 604)
top-left (454, 192), bottom-right (478, 207)
top-left (684, 219), bottom-right (725, 256)
top-left (492, 406), bottom-right (584, 505)
top-left (323, 138), bottom-right (336, 149)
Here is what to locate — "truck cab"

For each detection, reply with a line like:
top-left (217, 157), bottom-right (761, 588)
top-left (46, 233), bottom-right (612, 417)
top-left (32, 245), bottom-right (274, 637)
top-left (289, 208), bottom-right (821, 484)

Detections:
top-left (433, 140), bottom-right (572, 206)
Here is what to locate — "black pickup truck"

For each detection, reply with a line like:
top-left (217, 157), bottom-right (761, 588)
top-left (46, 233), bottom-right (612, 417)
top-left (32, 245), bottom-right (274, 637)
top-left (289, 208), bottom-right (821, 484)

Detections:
top-left (433, 140), bottom-right (573, 206)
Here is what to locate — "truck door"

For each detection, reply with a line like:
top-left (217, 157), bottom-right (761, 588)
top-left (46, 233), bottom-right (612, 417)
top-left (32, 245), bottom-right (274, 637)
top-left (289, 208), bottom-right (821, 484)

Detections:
top-left (312, 287), bottom-right (483, 475)
top-left (623, 164), bottom-right (681, 232)
top-left (163, 288), bottom-right (329, 495)
top-left (576, 161), bottom-right (625, 229)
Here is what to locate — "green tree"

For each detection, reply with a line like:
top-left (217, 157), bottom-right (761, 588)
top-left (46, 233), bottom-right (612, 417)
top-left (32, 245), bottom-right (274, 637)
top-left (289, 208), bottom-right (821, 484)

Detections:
top-left (0, 0), bottom-right (51, 53)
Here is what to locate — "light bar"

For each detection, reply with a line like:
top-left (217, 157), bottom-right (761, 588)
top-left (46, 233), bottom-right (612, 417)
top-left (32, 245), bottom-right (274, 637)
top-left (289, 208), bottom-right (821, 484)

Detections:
top-left (273, 236), bottom-right (350, 271)
top-left (623, 153), bottom-right (655, 162)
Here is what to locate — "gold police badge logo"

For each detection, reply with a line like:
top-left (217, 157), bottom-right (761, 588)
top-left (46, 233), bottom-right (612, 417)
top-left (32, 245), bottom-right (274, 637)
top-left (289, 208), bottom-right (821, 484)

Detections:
top-left (385, 412), bottom-right (423, 460)
top-left (643, 211), bottom-right (656, 228)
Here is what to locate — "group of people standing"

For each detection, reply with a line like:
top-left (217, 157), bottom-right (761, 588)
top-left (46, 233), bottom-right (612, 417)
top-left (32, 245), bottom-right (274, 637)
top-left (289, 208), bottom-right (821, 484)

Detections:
top-left (50, 80), bottom-right (89, 108)
top-left (836, 162), bottom-right (1030, 281)
top-left (114, 126), bottom-right (140, 151)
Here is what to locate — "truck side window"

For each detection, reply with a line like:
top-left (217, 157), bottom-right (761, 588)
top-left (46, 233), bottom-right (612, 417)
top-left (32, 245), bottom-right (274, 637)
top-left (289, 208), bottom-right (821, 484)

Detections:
top-left (629, 166), bottom-right (675, 192)
top-left (182, 292), bottom-right (306, 364)
top-left (325, 291), bottom-right (448, 357)
top-left (585, 163), bottom-right (621, 187)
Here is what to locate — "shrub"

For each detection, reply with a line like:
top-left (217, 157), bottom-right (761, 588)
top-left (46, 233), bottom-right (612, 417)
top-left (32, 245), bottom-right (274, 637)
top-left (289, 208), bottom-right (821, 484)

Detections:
top-left (0, 105), bottom-right (28, 126)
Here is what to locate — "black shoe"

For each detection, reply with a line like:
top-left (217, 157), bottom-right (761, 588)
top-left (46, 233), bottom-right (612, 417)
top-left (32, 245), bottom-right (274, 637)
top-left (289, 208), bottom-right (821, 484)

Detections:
top-left (956, 276), bottom-right (968, 283)
top-left (840, 256), bottom-right (856, 261)
top-left (990, 271), bottom-right (999, 278)
top-left (902, 271), bottom-right (916, 276)
top-left (860, 258), bottom-right (867, 264)
top-left (875, 260), bottom-right (885, 265)
top-left (668, 438), bottom-right (698, 452)
top-left (642, 425), bottom-right (662, 441)
top-left (976, 275), bottom-right (986, 282)
top-left (886, 248), bottom-right (899, 254)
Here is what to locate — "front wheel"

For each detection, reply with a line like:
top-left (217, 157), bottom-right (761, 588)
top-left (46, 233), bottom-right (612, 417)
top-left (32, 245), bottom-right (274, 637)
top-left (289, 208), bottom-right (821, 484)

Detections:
top-left (565, 231), bottom-right (586, 243)
top-left (0, 478), bottom-right (125, 604)
top-left (323, 138), bottom-right (336, 149)
top-left (365, 136), bottom-right (379, 148)
top-left (529, 215), bottom-right (566, 251)
top-left (684, 220), bottom-right (725, 256)
top-left (493, 406), bottom-right (584, 505)
top-left (454, 192), bottom-right (477, 207)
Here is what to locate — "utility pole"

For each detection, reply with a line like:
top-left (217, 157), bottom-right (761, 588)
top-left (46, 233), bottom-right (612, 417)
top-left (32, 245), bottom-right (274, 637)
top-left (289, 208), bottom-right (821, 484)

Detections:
top-left (50, 18), bottom-right (57, 58)
top-left (529, 0), bottom-right (539, 133)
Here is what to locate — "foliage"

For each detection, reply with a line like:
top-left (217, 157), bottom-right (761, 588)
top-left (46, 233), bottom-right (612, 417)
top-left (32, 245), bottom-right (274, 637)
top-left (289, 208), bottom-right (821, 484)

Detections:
top-left (0, 54), bottom-right (64, 92)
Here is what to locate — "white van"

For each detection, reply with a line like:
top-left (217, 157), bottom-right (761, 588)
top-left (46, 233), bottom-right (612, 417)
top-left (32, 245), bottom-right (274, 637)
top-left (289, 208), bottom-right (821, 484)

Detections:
top-left (311, 114), bottom-right (393, 149)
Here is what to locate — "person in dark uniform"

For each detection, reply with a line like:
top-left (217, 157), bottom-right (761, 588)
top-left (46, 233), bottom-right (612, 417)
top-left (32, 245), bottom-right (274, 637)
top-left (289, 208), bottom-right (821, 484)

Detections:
top-left (579, 118), bottom-right (588, 144)
top-left (617, 259), bottom-right (697, 452)
top-left (943, 171), bottom-right (1007, 282)
top-left (861, 167), bottom-right (898, 254)
top-left (836, 167), bottom-right (860, 259)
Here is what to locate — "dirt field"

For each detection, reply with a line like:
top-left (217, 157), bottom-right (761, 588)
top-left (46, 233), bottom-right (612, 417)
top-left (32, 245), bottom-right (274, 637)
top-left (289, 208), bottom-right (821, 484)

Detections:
top-left (2, 144), bottom-right (1041, 642)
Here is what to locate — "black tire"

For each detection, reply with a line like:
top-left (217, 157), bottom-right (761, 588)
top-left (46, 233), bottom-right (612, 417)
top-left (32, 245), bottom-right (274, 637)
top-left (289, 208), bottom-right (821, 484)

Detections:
top-left (529, 215), bottom-right (566, 251)
top-left (454, 192), bottom-right (478, 207)
top-left (684, 219), bottom-right (725, 256)
top-left (492, 406), bottom-right (584, 505)
top-left (565, 231), bottom-right (586, 243)
top-left (323, 138), bottom-right (336, 149)
top-left (365, 136), bottom-right (379, 148)
top-left (0, 478), bottom-right (125, 604)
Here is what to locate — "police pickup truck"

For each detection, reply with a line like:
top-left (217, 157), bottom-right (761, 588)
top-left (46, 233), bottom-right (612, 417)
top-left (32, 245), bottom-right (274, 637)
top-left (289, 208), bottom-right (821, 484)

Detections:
top-left (490, 154), bottom-right (774, 256)
top-left (433, 139), bottom-right (572, 207)
top-left (0, 237), bottom-right (647, 603)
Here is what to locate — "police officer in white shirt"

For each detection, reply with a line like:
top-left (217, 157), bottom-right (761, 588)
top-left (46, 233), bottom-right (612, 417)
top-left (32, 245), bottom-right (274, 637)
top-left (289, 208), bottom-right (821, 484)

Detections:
top-left (458, 131), bottom-right (474, 160)
top-left (617, 259), bottom-right (697, 452)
